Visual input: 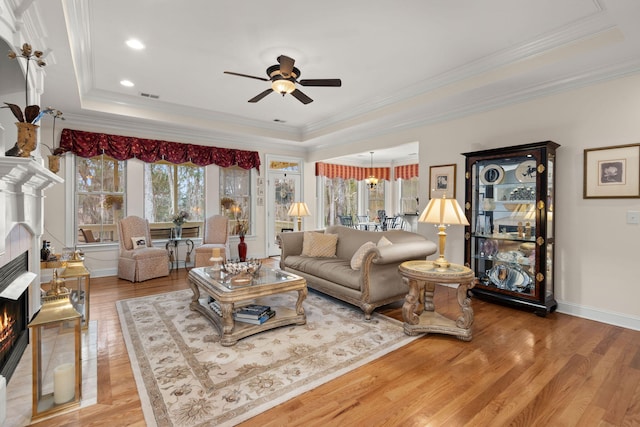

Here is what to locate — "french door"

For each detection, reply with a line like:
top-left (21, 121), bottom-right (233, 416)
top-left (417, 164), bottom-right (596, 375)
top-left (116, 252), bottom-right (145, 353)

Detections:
top-left (266, 158), bottom-right (303, 256)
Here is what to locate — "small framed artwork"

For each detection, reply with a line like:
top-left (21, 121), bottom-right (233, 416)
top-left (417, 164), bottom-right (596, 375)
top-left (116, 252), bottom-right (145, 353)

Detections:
top-left (584, 144), bottom-right (640, 198)
top-left (257, 186), bottom-right (265, 197)
top-left (257, 177), bottom-right (264, 187)
top-left (257, 196), bottom-right (264, 206)
top-left (429, 164), bottom-right (457, 199)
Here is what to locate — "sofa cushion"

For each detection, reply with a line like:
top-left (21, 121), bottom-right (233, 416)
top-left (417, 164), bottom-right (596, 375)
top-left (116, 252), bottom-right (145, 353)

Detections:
top-left (302, 232), bottom-right (338, 258)
top-left (284, 256), bottom-right (360, 290)
top-left (350, 241), bottom-right (376, 270)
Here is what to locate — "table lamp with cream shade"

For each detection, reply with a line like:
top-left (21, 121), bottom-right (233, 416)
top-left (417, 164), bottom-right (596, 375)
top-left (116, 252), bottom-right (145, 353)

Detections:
top-left (419, 194), bottom-right (469, 269)
top-left (287, 202), bottom-right (311, 231)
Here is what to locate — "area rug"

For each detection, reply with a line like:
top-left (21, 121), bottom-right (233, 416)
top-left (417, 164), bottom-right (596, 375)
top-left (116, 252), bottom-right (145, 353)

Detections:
top-left (117, 289), bottom-right (418, 427)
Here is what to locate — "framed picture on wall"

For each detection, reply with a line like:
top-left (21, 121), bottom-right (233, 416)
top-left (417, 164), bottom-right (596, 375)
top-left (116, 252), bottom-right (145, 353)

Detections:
top-left (583, 144), bottom-right (640, 198)
top-left (429, 164), bottom-right (456, 199)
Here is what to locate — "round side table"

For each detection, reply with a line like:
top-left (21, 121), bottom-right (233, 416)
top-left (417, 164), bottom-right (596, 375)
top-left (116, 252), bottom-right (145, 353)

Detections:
top-left (399, 260), bottom-right (476, 341)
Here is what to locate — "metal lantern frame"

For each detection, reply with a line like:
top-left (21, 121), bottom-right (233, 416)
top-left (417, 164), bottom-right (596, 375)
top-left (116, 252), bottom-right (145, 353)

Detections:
top-left (28, 293), bottom-right (82, 420)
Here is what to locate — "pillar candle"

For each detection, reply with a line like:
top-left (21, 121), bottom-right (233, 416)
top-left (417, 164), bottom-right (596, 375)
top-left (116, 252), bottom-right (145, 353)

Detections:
top-left (53, 363), bottom-right (75, 404)
top-left (212, 248), bottom-right (220, 258)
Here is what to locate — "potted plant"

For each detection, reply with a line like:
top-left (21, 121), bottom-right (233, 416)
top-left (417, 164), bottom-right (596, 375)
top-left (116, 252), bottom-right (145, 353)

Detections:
top-left (40, 108), bottom-right (66, 173)
top-left (3, 43), bottom-right (47, 157)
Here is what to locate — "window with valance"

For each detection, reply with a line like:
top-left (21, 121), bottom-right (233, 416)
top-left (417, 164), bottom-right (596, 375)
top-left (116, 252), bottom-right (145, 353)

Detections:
top-left (60, 128), bottom-right (261, 170)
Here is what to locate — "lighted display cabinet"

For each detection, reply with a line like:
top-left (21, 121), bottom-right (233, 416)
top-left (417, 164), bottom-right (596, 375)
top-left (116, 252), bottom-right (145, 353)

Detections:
top-left (462, 141), bottom-right (559, 316)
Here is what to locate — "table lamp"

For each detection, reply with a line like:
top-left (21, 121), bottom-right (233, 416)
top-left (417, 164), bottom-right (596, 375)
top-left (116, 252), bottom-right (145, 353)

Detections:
top-left (287, 202), bottom-right (311, 231)
top-left (419, 194), bottom-right (469, 269)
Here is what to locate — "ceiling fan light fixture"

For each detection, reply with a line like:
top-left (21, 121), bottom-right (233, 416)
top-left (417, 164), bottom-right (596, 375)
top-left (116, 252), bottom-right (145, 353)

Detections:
top-left (271, 79), bottom-right (296, 95)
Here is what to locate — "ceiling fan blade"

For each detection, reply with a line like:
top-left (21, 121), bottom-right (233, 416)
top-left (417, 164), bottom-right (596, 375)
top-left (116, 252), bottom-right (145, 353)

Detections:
top-left (224, 71), bottom-right (269, 82)
top-left (248, 89), bottom-right (274, 103)
top-left (277, 55), bottom-right (295, 78)
top-left (290, 89), bottom-right (313, 104)
top-left (299, 78), bottom-right (342, 87)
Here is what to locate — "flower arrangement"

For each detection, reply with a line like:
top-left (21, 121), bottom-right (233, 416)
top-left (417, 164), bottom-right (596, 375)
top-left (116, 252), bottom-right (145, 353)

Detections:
top-left (171, 210), bottom-right (190, 226)
top-left (220, 197), bottom-right (235, 210)
top-left (41, 108), bottom-right (66, 155)
top-left (235, 219), bottom-right (249, 237)
top-left (3, 43), bottom-right (46, 124)
top-left (105, 194), bottom-right (124, 210)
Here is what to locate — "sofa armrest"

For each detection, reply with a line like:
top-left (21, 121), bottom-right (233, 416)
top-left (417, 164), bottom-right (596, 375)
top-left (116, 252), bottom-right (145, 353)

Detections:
top-left (371, 241), bottom-right (437, 265)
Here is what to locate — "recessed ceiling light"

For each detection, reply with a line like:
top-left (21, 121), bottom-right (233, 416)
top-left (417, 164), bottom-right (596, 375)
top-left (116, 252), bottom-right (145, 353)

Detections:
top-left (126, 39), bottom-right (145, 50)
top-left (120, 80), bottom-right (135, 87)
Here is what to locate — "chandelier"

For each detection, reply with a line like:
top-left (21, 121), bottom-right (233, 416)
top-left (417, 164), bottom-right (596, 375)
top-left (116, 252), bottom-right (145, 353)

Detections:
top-left (365, 151), bottom-right (378, 189)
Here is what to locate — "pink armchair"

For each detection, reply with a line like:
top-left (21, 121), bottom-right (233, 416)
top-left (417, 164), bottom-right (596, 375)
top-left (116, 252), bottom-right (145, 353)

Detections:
top-left (117, 216), bottom-right (170, 282)
top-left (194, 215), bottom-right (230, 267)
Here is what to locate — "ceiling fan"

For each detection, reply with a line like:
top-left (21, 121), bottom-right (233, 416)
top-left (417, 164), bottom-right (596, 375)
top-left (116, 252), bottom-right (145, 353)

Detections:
top-left (224, 55), bottom-right (341, 104)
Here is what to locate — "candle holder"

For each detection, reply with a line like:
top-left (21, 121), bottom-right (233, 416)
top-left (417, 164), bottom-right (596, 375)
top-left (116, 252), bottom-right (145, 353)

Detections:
top-left (28, 292), bottom-right (82, 421)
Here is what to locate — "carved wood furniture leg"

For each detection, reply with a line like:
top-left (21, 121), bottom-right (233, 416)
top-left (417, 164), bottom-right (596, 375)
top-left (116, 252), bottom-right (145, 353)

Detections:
top-left (454, 279), bottom-right (476, 341)
top-left (402, 276), bottom-right (421, 325)
top-left (423, 281), bottom-right (435, 312)
top-left (189, 280), bottom-right (200, 307)
top-left (295, 287), bottom-right (308, 318)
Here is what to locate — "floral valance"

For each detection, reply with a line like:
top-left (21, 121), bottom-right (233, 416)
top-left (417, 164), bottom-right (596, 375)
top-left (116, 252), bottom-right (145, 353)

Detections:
top-left (394, 163), bottom-right (419, 180)
top-left (315, 162), bottom-right (390, 181)
top-left (59, 128), bottom-right (261, 171)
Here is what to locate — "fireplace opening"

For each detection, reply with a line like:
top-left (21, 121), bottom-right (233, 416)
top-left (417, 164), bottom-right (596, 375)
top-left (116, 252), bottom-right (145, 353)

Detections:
top-left (0, 251), bottom-right (30, 383)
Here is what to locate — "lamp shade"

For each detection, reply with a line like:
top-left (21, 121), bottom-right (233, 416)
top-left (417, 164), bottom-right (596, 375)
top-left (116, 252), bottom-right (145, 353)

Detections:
top-left (287, 202), bottom-right (311, 217)
top-left (418, 195), bottom-right (469, 226)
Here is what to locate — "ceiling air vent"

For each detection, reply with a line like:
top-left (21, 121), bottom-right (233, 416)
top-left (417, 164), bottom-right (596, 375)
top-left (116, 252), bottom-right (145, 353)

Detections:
top-left (140, 92), bottom-right (160, 99)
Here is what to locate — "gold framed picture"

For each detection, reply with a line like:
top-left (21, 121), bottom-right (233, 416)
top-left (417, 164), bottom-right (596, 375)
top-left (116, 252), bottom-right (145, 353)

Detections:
top-left (583, 144), bottom-right (640, 198)
top-left (429, 164), bottom-right (456, 199)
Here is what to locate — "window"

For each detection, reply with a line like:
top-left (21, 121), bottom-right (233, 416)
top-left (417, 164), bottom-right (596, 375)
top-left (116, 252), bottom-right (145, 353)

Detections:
top-left (76, 155), bottom-right (126, 244)
top-left (220, 166), bottom-right (251, 236)
top-left (322, 176), bottom-right (358, 227)
top-left (367, 181), bottom-right (386, 219)
top-left (144, 162), bottom-right (205, 225)
top-left (399, 177), bottom-right (419, 214)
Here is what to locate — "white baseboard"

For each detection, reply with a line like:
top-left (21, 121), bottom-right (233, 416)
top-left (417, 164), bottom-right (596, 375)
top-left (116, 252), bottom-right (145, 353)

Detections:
top-left (556, 300), bottom-right (640, 331)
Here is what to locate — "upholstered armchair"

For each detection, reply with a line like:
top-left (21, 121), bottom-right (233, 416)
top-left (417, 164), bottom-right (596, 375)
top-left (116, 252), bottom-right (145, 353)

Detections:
top-left (194, 215), bottom-right (230, 267)
top-left (117, 216), bottom-right (170, 282)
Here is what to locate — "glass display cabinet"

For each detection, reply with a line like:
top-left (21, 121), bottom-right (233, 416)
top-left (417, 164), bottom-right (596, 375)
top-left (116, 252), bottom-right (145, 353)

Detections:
top-left (463, 141), bottom-right (559, 316)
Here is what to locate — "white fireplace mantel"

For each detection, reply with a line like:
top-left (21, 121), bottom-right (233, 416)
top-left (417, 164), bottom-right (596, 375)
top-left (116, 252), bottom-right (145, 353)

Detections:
top-left (0, 157), bottom-right (63, 256)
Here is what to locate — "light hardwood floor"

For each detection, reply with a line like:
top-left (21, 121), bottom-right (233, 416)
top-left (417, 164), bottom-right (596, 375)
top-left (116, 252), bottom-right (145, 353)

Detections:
top-left (31, 259), bottom-right (640, 426)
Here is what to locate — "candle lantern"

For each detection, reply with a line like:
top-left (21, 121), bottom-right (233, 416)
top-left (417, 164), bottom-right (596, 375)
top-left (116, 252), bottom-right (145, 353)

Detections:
top-left (28, 292), bottom-right (82, 421)
top-left (58, 253), bottom-right (91, 328)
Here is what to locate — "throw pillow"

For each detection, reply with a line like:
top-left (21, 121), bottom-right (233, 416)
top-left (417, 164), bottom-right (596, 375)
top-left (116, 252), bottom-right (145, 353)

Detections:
top-left (131, 236), bottom-right (147, 249)
top-left (378, 235), bottom-right (393, 247)
top-left (350, 241), bottom-right (376, 270)
top-left (301, 232), bottom-right (338, 258)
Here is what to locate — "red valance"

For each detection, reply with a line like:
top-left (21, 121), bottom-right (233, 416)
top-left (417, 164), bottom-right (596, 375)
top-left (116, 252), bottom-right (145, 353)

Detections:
top-left (315, 162), bottom-right (390, 181)
top-left (59, 128), bottom-right (261, 171)
top-left (394, 164), bottom-right (419, 180)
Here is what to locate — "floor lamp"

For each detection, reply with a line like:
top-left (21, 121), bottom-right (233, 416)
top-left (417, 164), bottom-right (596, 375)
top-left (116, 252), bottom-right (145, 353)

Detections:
top-left (288, 202), bottom-right (311, 231)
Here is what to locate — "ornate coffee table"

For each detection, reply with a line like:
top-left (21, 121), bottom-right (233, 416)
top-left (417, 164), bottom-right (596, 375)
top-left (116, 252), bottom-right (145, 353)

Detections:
top-left (399, 260), bottom-right (476, 341)
top-left (188, 266), bottom-right (307, 346)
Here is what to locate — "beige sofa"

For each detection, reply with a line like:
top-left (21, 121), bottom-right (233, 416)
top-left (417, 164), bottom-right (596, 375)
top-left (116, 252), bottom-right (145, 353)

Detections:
top-left (278, 225), bottom-right (437, 319)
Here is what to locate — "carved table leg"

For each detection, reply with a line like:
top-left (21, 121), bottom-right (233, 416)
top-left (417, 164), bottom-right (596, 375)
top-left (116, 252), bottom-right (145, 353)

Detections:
top-left (454, 279), bottom-right (476, 341)
top-left (189, 280), bottom-right (200, 309)
top-left (295, 287), bottom-right (308, 318)
top-left (423, 281), bottom-right (435, 312)
top-left (402, 276), bottom-right (422, 325)
top-left (219, 302), bottom-right (235, 334)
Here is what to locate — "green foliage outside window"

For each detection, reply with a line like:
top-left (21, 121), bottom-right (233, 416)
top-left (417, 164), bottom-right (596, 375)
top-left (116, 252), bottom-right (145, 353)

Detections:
top-left (144, 162), bottom-right (205, 224)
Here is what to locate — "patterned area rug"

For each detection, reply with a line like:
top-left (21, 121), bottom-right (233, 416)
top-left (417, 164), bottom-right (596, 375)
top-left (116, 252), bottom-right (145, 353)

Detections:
top-left (117, 289), bottom-right (417, 427)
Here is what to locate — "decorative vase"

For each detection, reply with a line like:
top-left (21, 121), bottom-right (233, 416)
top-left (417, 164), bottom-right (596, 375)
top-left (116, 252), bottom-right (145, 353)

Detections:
top-left (16, 122), bottom-right (39, 157)
top-left (173, 225), bottom-right (182, 239)
top-left (238, 235), bottom-right (247, 262)
top-left (47, 155), bottom-right (60, 173)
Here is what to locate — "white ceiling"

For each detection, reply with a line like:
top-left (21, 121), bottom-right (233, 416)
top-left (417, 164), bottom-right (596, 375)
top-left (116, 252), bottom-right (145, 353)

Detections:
top-left (12, 0), bottom-right (640, 165)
